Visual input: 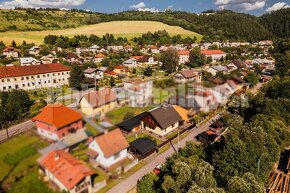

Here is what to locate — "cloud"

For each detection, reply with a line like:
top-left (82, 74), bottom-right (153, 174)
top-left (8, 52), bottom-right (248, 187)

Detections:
top-left (0, 0), bottom-right (85, 9)
top-left (266, 2), bottom-right (290, 12)
top-left (130, 2), bottom-right (146, 9)
top-left (130, 2), bottom-right (159, 12)
top-left (214, 0), bottom-right (266, 11)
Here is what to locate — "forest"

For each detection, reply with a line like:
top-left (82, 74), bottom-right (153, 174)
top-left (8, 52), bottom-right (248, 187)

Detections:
top-left (136, 38), bottom-right (290, 193)
top-left (1, 8), bottom-right (290, 42)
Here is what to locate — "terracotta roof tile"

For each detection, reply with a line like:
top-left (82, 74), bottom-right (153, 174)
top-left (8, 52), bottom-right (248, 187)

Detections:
top-left (33, 104), bottom-right (82, 129)
top-left (95, 129), bottom-right (129, 158)
top-left (178, 50), bottom-right (190, 55)
top-left (0, 63), bottom-right (70, 79)
top-left (39, 150), bottom-right (94, 190)
top-left (201, 50), bottom-right (225, 55)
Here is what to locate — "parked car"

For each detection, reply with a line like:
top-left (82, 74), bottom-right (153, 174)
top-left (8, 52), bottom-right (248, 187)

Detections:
top-left (153, 164), bottom-right (162, 174)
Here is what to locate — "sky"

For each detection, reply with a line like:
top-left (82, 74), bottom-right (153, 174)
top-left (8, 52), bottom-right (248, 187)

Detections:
top-left (0, 0), bottom-right (289, 16)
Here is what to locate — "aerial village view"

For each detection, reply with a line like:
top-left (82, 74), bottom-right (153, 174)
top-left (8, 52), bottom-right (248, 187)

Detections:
top-left (0, 1), bottom-right (289, 193)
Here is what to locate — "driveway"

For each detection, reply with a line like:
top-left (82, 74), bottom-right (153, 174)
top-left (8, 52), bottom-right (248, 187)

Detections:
top-left (106, 114), bottom-right (221, 193)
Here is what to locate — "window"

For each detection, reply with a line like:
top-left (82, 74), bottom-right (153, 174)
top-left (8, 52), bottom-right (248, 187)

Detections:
top-left (26, 77), bottom-right (29, 80)
top-left (1, 79), bottom-right (4, 82)
top-left (3, 87), bottom-right (6, 90)
top-left (27, 83), bottom-right (30, 87)
top-left (114, 152), bottom-right (121, 159)
top-left (8, 86), bottom-right (11, 89)
top-left (21, 77), bottom-right (24, 80)
top-left (43, 75), bottom-right (46, 77)
top-left (47, 74), bottom-right (50, 77)
top-left (22, 84), bottom-right (25, 87)
top-left (7, 78), bottom-right (10, 82)
top-left (37, 75), bottom-right (40, 78)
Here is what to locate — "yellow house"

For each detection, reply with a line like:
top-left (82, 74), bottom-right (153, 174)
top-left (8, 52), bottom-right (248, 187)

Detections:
top-left (172, 105), bottom-right (190, 123)
top-left (80, 88), bottom-right (117, 117)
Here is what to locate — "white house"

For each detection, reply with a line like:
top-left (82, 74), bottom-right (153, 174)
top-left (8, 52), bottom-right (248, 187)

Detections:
top-left (207, 65), bottom-right (230, 76)
top-left (200, 50), bottom-right (227, 62)
top-left (2, 47), bottom-right (19, 58)
top-left (94, 53), bottom-right (106, 63)
top-left (140, 105), bottom-right (183, 137)
top-left (28, 46), bottom-right (41, 55)
top-left (20, 57), bottom-right (41, 66)
top-left (178, 50), bottom-right (190, 64)
top-left (88, 129), bottom-right (129, 168)
top-left (174, 69), bottom-right (202, 83)
top-left (84, 67), bottom-right (104, 80)
top-left (89, 45), bottom-right (100, 52)
top-left (123, 58), bottom-right (138, 68)
top-left (123, 78), bottom-right (153, 107)
top-left (41, 54), bottom-right (58, 64)
top-left (0, 63), bottom-right (70, 91)
top-left (38, 150), bottom-right (95, 193)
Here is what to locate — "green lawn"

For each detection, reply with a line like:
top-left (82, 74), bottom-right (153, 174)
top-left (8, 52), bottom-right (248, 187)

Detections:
top-left (153, 88), bottom-right (171, 104)
top-left (126, 132), bottom-right (162, 145)
top-left (0, 133), bottom-right (49, 184)
top-left (106, 105), bottom-right (156, 124)
top-left (85, 123), bottom-right (101, 136)
top-left (56, 98), bottom-right (76, 106)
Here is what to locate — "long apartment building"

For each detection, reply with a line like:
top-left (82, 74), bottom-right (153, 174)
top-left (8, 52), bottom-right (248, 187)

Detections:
top-left (0, 63), bottom-right (70, 91)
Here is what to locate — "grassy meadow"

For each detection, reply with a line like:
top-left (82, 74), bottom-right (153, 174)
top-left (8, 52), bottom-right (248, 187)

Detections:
top-left (0, 21), bottom-right (202, 44)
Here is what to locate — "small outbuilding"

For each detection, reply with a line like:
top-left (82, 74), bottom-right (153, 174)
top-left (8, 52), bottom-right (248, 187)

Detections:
top-left (129, 138), bottom-right (158, 156)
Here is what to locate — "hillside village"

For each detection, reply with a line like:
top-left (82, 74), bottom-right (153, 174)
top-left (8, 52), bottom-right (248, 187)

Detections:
top-left (0, 32), bottom-right (281, 193)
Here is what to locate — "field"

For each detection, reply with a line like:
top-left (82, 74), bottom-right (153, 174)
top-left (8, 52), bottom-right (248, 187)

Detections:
top-left (0, 133), bottom-right (48, 185)
top-left (0, 21), bottom-right (202, 44)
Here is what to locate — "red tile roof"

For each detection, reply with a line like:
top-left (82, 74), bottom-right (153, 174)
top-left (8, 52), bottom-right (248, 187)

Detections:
top-left (148, 45), bottom-right (158, 49)
top-left (95, 128), bottom-right (129, 158)
top-left (200, 50), bottom-right (225, 55)
top-left (0, 63), bottom-right (70, 79)
top-left (33, 104), bottom-right (82, 129)
top-left (178, 50), bottom-right (190, 55)
top-left (39, 150), bottom-right (94, 190)
top-left (3, 47), bottom-right (17, 52)
top-left (96, 53), bottom-right (106, 58)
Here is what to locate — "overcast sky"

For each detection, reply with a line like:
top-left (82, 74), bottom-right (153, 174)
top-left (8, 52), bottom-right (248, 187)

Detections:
top-left (0, 0), bottom-right (289, 15)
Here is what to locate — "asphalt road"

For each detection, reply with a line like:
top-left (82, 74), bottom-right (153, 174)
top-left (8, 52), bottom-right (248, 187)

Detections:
top-left (106, 113), bottom-right (221, 193)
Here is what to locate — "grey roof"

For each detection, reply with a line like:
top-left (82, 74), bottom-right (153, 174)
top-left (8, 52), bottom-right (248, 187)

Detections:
top-left (211, 65), bottom-right (228, 72)
top-left (38, 141), bottom-right (67, 155)
top-left (99, 121), bottom-right (114, 128)
top-left (60, 129), bottom-right (88, 147)
top-left (20, 57), bottom-right (40, 64)
top-left (148, 105), bottom-right (182, 129)
top-left (84, 67), bottom-right (97, 74)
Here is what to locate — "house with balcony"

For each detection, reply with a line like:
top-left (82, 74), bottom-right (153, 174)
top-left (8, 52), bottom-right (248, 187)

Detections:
top-left (33, 104), bottom-right (83, 141)
top-left (2, 46), bottom-right (19, 58)
top-left (178, 50), bottom-right (190, 64)
top-left (140, 105), bottom-right (183, 137)
top-left (84, 67), bottom-right (104, 80)
top-left (38, 150), bottom-right (95, 193)
top-left (174, 69), bottom-right (202, 83)
top-left (123, 78), bottom-right (153, 107)
top-left (28, 46), bottom-right (41, 55)
top-left (20, 57), bottom-right (41, 66)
